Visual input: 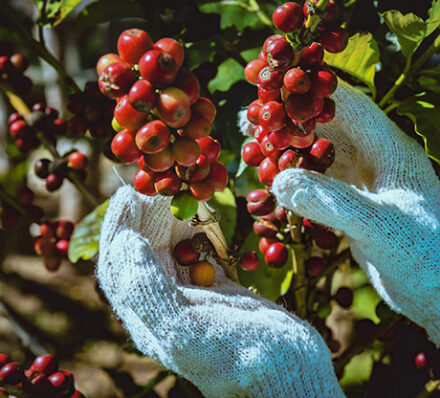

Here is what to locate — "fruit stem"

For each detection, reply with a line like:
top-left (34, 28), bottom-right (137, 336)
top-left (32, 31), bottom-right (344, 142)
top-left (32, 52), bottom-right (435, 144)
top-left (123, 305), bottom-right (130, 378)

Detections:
top-left (287, 210), bottom-right (307, 318)
top-left (304, 0), bottom-right (331, 34)
top-left (197, 201), bottom-right (239, 283)
top-left (0, 87), bottom-right (100, 207)
top-left (248, 0), bottom-right (273, 26)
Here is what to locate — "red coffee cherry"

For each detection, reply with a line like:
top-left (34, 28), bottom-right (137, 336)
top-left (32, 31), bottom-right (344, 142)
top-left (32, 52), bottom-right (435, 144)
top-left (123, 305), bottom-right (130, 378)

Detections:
top-left (242, 141), bottom-right (265, 167)
top-left (139, 50), bottom-right (178, 87)
top-left (9, 120), bottom-right (30, 139)
top-left (190, 179), bottom-right (215, 201)
top-left (262, 34), bottom-right (283, 57)
top-left (315, 98), bottom-right (335, 123)
top-left (114, 95), bottom-right (148, 131)
top-left (321, 27), bottom-right (348, 54)
top-left (268, 129), bottom-right (291, 150)
top-left (247, 189), bottom-right (275, 216)
top-left (0, 362), bottom-right (24, 385)
top-left (258, 101), bottom-right (285, 131)
top-left (309, 138), bottom-right (335, 172)
top-left (98, 62), bottom-right (136, 98)
top-left (265, 242), bottom-right (288, 268)
top-left (143, 147), bottom-right (175, 172)
top-left (71, 390), bottom-right (86, 398)
top-left (414, 352), bottom-right (428, 370)
top-left (285, 93), bottom-right (315, 122)
top-left (176, 155), bottom-right (211, 182)
top-left (56, 221), bottom-right (74, 240)
top-left (157, 87), bottom-right (191, 128)
top-left (274, 206), bottom-right (288, 224)
top-left (245, 59), bottom-right (268, 85)
top-left (197, 136), bottom-right (221, 164)
top-left (272, 2), bottom-right (303, 33)
top-left (208, 161), bottom-right (228, 192)
top-left (258, 86), bottom-right (281, 103)
top-left (134, 169), bottom-right (157, 196)
top-left (191, 97), bottom-right (216, 123)
top-left (174, 239), bottom-right (200, 266)
top-left (181, 115), bottom-right (212, 140)
top-left (40, 221), bottom-right (57, 238)
top-left (253, 125), bottom-right (269, 143)
top-left (278, 149), bottom-right (304, 170)
top-left (8, 112), bottom-right (23, 125)
top-left (266, 37), bottom-right (294, 71)
top-left (55, 240), bottom-right (69, 258)
top-left (117, 29), bottom-right (154, 65)
top-left (312, 96), bottom-right (325, 117)
top-left (17, 187), bottom-right (34, 206)
top-left (306, 256), bottom-right (326, 276)
top-left (46, 174), bottom-right (64, 192)
top-left (0, 354), bottom-right (9, 368)
top-left (174, 69), bottom-right (200, 104)
top-left (190, 261), bottom-right (215, 287)
top-left (29, 372), bottom-right (52, 394)
top-left (171, 137), bottom-right (201, 167)
top-left (240, 251), bottom-right (260, 271)
top-left (154, 170), bottom-right (182, 196)
top-left (315, 230), bottom-right (338, 250)
top-left (253, 220), bottom-right (278, 239)
top-left (154, 38), bottom-right (185, 68)
top-left (111, 129), bottom-right (142, 163)
top-left (260, 136), bottom-right (282, 161)
top-left (258, 67), bottom-right (283, 90)
top-left (247, 100), bottom-right (263, 125)
top-left (284, 68), bottom-right (311, 94)
top-left (31, 355), bottom-right (59, 376)
top-left (49, 371), bottom-right (71, 392)
top-left (128, 80), bottom-right (156, 113)
top-left (334, 287), bottom-right (353, 308)
top-left (311, 69), bottom-right (338, 98)
top-left (97, 53), bottom-right (122, 76)
top-left (300, 42), bottom-right (324, 67)
top-left (303, 218), bottom-right (328, 238)
top-left (68, 151), bottom-right (88, 170)
top-left (258, 157), bottom-right (279, 186)
top-left (258, 237), bottom-right (277, 254)
top-left (135, 120), bottom-right (171, 154)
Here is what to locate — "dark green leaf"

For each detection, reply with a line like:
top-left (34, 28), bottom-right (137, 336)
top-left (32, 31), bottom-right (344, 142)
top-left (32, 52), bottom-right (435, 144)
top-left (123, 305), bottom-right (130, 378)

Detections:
top-left (418, 65), bottom-right (440, 93)
top-left (426, 0), bottom-right (440, 36)
top-left (382, 10), bottom-right (426, 59)
top-left (208, 188), bottom-right (236, 245)
top-left (208, 58), bottom-right (244, 93)
top-left (185, 40), bottom-right (216, 70)
top-left (397, 93), bottom-right (440, 164)
top-left (68, 199), bottom-right (109, 263)
top-left (234, 166), bottom-right (264, 198)
top-left (199, 2), bottom-right (261, 31)
top-left (325, 33), bottom-right (380, 98)
top-left (238, 232), bottom-right (293, 301)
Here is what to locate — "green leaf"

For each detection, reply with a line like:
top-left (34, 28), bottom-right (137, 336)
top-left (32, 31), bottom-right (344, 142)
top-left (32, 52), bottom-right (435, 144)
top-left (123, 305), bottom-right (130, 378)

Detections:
top-left (238, 232), bottom-right (293, 301)
top-left (426, 0), bottom-right (440, 37)
top-left (324, 33), bottom-right (380, 98)
top-left (418, 65), bottom-right (440, 93)
top-left (208, 58), bottom-right (244, 93)
top-left (185, 40), bottom-right (216, 70)
top-left (68, 199), bottom-right (109, 263)
top-left (207, 188), bottom-right (237, 245)
top-left (397, 93), bottom-right (440, 164)
top-left (199, 2), bottom-right (261, 31)
top-left (34, 0), bottom-right (83, 26)
top-left (234, 166), bottom-right (264, 198)
top-left (382, 10), bottom-right (426, 59)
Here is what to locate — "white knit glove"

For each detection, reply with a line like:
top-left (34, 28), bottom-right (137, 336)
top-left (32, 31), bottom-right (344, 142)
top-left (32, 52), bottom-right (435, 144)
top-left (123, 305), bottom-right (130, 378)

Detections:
top-left (272, 80), bottom-right (440, 345)
top-left (96, 185), bottom-right (344, 398)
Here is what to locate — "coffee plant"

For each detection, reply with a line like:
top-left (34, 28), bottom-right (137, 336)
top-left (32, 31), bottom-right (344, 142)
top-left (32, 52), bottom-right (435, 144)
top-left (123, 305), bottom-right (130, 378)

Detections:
top-left (0, 0), bottom-right (439, 396)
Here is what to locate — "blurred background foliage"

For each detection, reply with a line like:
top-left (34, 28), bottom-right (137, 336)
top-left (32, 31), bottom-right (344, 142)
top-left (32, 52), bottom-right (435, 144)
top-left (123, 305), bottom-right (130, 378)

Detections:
top-left (0, 0), bottom-right (439, 397)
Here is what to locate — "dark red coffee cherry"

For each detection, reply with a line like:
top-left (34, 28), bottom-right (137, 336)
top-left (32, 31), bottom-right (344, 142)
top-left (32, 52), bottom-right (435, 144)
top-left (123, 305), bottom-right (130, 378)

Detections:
top-left (309, 138), bottom-right (335, 172)
top-left (300, 42), bottom-right (324, 67)
top-left (197, 136), bottom-right (221, 164)
top-left (258, 67), bottom-right (283, 90)
top-left (414, 352), bottom-right (428, 370)
top-left (30, 355), bottom-right (59, 376)
top-left (128, 80), bottom-right (156, 113)
top-left (321, 27), bottom-right (349, 54)
top-left (284, 68), bottom-right (311, 94)
top-left (258, 237), bottom-right (277, 254)
top-left (154, 170), bottom-right (182, 196)
top-left (306, 257), bottom-right (326, 276)
top-left (334, 287), bottom-right (353, 308)
top-left (258, 157), bottom-right (279, 186)
top-left (265, 242), bottom-right (288, 268)
top-left (240, 251), bottom-right (260, 271)
top-left (117, 28), bottom-right (154, 65)
top-left (46, 174), bottom-right (64, 192)
top-left (139, 50), bottom-right (178, 87)
top-left (247, 189), bottom-right (275, 216)
top-left (266, 37), bottom-right (294, 71)
top-left (315, 98), bottom-right (335, 124)
top-left (311, 69), bottom-right (338, 98)
top-left (174, 239), bottom-right (200, 266)
top-left (272, 2), bottom-right (303, 33)
top-left (315, 230), bottom-right (338, 250)
top-left (98, 62), bottom-right (137, 98)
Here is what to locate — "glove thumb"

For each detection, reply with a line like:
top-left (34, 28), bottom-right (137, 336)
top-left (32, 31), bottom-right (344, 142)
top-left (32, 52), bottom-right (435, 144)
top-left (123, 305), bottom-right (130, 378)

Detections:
top-left (272, 168), bottom-right (380, 241)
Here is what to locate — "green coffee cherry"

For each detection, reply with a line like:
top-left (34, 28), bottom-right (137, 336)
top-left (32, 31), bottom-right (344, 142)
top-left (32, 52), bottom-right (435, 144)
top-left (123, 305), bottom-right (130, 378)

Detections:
top-left (170, 191), bottom-right (198, 220)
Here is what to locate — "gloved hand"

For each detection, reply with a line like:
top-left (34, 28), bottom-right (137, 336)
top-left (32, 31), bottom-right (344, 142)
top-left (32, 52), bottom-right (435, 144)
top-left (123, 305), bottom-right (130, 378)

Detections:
top-left (272, 80), bottom-right (440, 345)
top-left (96, 185), bottom-right (344, 398)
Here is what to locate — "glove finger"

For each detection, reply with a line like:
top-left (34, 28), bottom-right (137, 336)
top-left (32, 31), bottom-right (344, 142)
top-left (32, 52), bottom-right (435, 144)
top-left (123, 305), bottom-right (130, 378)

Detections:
top-left (272, 168), bottom-right (381, 241)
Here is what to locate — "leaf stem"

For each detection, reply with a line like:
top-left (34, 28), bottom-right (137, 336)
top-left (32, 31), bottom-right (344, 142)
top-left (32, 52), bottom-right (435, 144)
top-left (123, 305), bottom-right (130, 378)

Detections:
top-left (248, 0), bottom-right (272, 26)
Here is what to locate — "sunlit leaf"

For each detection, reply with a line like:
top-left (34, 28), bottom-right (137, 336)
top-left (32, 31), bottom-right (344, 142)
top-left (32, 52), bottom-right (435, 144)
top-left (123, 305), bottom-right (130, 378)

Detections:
top-left (208, 188), bottom-right (237, 245)
top-left (325, 33), bottom-right (380, 98)
top-left (426, 0), bottom-right (440, 36)
top-left (68, 199), bottom-right (109, 262)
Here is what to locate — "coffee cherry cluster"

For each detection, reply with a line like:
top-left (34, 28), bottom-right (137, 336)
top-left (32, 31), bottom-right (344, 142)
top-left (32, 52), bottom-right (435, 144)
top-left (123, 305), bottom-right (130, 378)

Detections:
top-left (34, 220), bottom-right (75, 272)
top-left (0, 186), bottom-right (44, 230)
top-left (66, 81), bottom-right (115, 139)
top-left (96, 28), bottom-right (228, 216)
top-left (0, 53), bottom-right (32, 95)
top-left (0, 353), bottom-right (84, 397)
top-left (173, 233), bottom-right (216, 287)
top-left (34, 150), bottom-right (88, 192)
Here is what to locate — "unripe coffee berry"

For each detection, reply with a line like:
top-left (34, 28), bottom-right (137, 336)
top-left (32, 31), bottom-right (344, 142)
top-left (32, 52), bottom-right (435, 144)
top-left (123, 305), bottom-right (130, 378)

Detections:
top-left (190, 261), bottom-right (215, 287)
